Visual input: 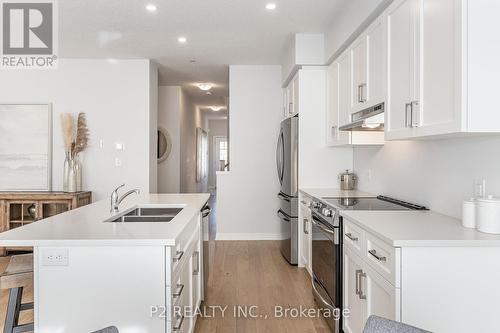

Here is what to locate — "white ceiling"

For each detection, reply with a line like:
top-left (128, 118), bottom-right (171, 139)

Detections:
top-left (59, 0), bottom-right (347, 107)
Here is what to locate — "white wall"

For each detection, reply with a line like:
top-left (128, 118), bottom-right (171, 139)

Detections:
top-left (149, 62), bottom-right (159, 193)
top-left (158, 86), bottom-right (181, 193)
top-left (0, 59), bottom-right (156, 201)
top-left (354, 136), bottom-right (500, 219)
top-left (180, 90), bottom-right (208, 193)
top-left (216, 65), bottom-right (282, 240)
top-left (208, 119), bottom-right (228, 189)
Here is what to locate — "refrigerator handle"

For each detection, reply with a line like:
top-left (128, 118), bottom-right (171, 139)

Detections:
top-left (276, 129), bottom-right (284, 184)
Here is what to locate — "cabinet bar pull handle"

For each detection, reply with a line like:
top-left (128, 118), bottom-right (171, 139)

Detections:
top-left (193, 251), bottom-right (200, 275)
top-left (355, 269), bottom-right (361, 295)
top-left (359, 271), bottom-right (367, 300)
top-left (173, 283), bottom-right (184, 298)
top-left (368, 249), bottom-right (387, 262)
top-left (173, 250), bottom-right (184, 262)
top-left (357, 85), bottom-right (363, 103)
top-left (405, 103), bottom-right (412, 128)
top-left (345, 233), bottom-right (358, 242)
top-left (173, 314), bottom-right (185, 331)
top-left (303, 218), bottom-right (309, 234)
top-left (360, 83), bottom-right (367, 102)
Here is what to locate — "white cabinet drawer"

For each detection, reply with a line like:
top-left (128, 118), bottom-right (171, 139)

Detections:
top-left (344, 221), bottom-right (365, 256)
top-left (172, 214), bottom-right (200, 277)
top-left (364, 232), bottom-right (399, 287)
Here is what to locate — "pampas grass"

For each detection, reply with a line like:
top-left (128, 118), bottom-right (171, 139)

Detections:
top-left (60, 113), bottom-right (74, 153)
top-left (74, 113), bottom-right (89, 156)
top-left (60, 112), bottom-right (89, 157)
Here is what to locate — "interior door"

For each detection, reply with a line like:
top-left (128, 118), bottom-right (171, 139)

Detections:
top-left (343, 247), bottom-right (367, 333)
top-left (352, 37), bottom-right (368, 112)
top-left (386, 0), bottom-right (417, 139)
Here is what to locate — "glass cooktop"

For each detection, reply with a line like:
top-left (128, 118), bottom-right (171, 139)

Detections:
top-left (323, 196), bottom-right (427, 211)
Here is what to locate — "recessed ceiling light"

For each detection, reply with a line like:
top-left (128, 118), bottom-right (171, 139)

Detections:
top-left (178, 36), bottom-right (187, 44)
top-left (265, 3), bottom-right (277, 10)
top-left (197, 83), bottom-right (213, 91)
top-left (209, 106), bottom-right (224, 112)
top-left (145, 4), bottom-right (157, 12)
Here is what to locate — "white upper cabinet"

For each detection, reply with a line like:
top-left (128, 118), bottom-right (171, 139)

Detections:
top-left (386, 0), bottom-right (500, 139)
top-left (326, 23), bottom-right (385, 147)
top-left (351, 38), bottom-right (367, 112)
top-left (386, 0), bottom-right (419, 139)
top-left (283, 74), bottom-right (300, 119)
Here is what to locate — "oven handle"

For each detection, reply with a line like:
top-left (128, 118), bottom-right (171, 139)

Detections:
top-left (311, 216), bottom-right (335, 235)
top-left (312, 281), bottom-right (336, 312)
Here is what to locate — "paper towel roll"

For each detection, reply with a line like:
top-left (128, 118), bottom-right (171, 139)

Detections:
top-left (462, 199), bottom-right (476, 229)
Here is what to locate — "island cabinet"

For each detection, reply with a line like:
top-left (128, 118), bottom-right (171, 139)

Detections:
top-left (0, 191), bottom-right (92, 255)
top-left (342, 216), bottom-right (500, 333)
top-left (35, 212), bottom-right (203, 333)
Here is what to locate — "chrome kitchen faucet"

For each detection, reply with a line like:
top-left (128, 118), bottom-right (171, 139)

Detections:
top-left (110, 184), bottom-right (140, 213)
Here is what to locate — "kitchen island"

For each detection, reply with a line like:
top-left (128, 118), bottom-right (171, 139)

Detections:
top-left (0, 193), bottom-right (210, 333)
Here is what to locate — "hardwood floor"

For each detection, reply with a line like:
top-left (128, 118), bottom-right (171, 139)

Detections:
top-left (195, 241), bottom-right (331, 333)
top-left (0, 256), bottom-right (34, 332)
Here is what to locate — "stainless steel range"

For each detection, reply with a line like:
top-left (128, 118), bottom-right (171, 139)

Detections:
top-left (310, 195), bottom-right (427, 332)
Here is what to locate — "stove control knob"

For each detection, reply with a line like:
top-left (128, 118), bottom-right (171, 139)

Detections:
top-left (312, 202), bottom-right (321, 209)
top-left (322, 208), bottom-right (333, 217)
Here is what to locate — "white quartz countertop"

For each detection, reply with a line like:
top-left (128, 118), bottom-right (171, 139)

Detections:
top-left (300, 188), bottom-right (375, 200)
top-left (341, 210), bottom-right (500, 247)
top-left (0, 193), bottom-right (210, 246)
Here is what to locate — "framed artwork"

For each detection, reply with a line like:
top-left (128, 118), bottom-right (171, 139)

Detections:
top-left (0, 104), bottom-right (52, 191)
top-left (196, 127), bottom-right (208, 182)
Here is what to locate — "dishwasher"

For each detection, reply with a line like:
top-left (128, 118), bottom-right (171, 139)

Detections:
top-left (200, 204), bottom-right (212, 301)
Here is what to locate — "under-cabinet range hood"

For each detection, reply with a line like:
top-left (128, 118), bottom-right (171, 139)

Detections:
top-left (339, 102), bottom-right (385, 131)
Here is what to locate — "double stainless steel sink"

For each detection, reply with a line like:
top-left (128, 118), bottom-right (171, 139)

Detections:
top-left (106, 207), bottom-right (183, 223)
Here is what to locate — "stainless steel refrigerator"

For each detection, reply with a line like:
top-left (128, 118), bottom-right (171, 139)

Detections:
top-left (276, 116), bottom-right (298, 265)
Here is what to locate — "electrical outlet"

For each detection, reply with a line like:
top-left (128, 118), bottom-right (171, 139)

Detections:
top-left (42, 248), bottom-right (69, 266)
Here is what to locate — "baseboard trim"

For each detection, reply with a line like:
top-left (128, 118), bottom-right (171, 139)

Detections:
top-left (215, 233), bottom-right (284, 241)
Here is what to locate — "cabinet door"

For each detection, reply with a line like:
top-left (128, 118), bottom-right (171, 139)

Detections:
top-left (386, 0), bottom-right (418, 139)
top-left (416, 0), bottom-right (460, 136)
top-left (363, 263), bottom-right (399, 322)
top-left (300, 207), bottom-right (311, 271)
top-left (343, 248), bottom-right (366, 333)
top-left (286, 81), bottom-right (294, 116)
top-left (366, 18), bottom-right (385, 107)
top-left (326, 62), bottom-right (350, 146)
top-left (352, 37), bottom-right (368, 112)
top-left (338, 52), bottom-right (353, 143)
top-left (292, 74), bottom-right (299, 116)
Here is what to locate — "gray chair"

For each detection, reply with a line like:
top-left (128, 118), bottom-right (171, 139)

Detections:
top-left (91, 327), bottom-right (119, 333)
top-left (363, 316), bottom-right (432, 333)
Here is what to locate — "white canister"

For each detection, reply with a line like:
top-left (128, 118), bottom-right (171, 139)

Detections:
top-left (462, 198), bottom-right (476, 228)
top-left (476, 196), bottom-right (500, 234)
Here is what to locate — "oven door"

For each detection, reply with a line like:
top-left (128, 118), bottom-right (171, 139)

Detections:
top-left (311, 212), bottom-right (341, 332)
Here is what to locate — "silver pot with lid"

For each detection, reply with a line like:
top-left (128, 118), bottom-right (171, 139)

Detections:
top-left (339, 169), bottom-right (357, 191)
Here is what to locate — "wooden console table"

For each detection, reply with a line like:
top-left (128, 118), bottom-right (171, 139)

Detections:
top-left (0, 191), bottom-right (92, 256)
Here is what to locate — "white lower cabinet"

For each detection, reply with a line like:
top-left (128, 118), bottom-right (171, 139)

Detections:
top-left (343, 246), bottom-right (399, 333)
top-left (168, 214), bottom-right (203, 333)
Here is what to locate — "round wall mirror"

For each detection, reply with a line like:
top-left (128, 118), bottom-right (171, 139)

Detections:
top-left (157, 127), bottom-right (172, 163)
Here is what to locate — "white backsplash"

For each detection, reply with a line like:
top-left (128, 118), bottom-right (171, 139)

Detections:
top-left (353, 136), bottom-right (500, 219)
